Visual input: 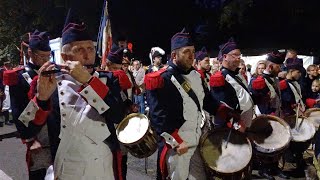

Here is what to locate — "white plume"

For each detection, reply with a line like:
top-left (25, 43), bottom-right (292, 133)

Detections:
top-left (149, 47), bottom-right (165, 64)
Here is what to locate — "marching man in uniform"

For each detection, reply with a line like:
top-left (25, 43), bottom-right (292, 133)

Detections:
top-left (145, 29), bottom-right (240, 180)
top-left (250, 50), bottom-right (284, 116)
top-left (210, 38), bottom-right (254, 130)
top-left (148, 47), bottom-right (166, 73)
top-left (280, 58), bottom-right (307, 172)
top-left (4, 30), bottom-right (59, 180)
top-left (19, 9), bottom-right (126, 180)
top-left (249, 50), bottom-right (289, 179)
top-left (195, 47), bottom-right (211, 89)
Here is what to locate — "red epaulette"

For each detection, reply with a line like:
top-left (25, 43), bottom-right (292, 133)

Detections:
top-left (196, 70), bottom-right (205, 79)
top-left (252, 75), bottom-right (266, 90)
top-left (3, 68), bottom-right (24, 86)
top-left (112, 70), bottom-right (132, 90)
top-left (210, 71), bottom-right (225, 87)
top-left (144, 68), bottom-right (166, 90)
top-left (306, 98), bottom-right (316, 108)
top-left (279, 80), bottom-right (288, 91)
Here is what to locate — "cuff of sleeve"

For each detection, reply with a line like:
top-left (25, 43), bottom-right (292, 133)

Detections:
top-left (80, 84), bottom-right (110, 114)
top-left (171, 129), bottom-right (183, 144)
top-left (32, 96), bottom-right (51, 126)
top-left (86, 76), bottom-right (109, 99)
top-left (18, 98), bottom-right (50, 127)
top-left (216, 104), bottom-right (228, 120)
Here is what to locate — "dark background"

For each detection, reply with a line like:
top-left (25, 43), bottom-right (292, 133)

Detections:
top-left (1, 0), bottom-right (320, 65)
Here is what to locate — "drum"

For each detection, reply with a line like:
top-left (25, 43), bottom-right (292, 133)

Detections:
top-left (248, 115), bottom-right (291, 163)
top-left (116, 113), bottom-right (157, 158)
top-left (305, 108), bottom-right (320, 129)
top-left (284, 115), bottom-right (316, 153)
top-left (200, 128), bottom-right (252, 179)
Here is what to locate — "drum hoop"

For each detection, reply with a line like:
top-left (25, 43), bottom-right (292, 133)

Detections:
top-left (200, 128), bottom-right (252, 174)
top-left (250, 114), bottom-right (292, 153)
top-left (116, 113), bottom-right (151, 145)
top-left (305, 108), bottom-right (320, 117)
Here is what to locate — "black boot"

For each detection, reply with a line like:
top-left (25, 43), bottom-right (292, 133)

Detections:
top-left (258, 169), bottom-right (275, 180)
top-left (5, 120), bottom-right (13, 126)
top-left (121, 155), bottom-right (127, 180)
top-left (275, 168), bottom-right (290, 179)
top-left (4, 111), bottom-right (12, 125)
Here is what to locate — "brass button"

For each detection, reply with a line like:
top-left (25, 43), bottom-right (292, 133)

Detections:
top-left (58, 82), bottom-right (62, 86)
top-left (60, 91), bottom-right (64, 95)
top-left (62, 113), bottom-right (66, 117)
top-left (84, 90), bottom-right (88, 94)
top-left (61, 102), bottom-right (65, 106)
top-left (101, 108), bottom-right (105, 111)
top-left (62, 125), bottom-right (66, 128)
top-left (27, 112), bottom-right (30, 115)
top-left (93, 99), bottom-right (96, 103)
top-left (101, 123), bottom-right (105, 126)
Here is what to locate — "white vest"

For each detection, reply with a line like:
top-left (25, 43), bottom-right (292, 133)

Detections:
top-left (225, 74), bottom-right (254, 127)
top-left (54, 74), bottom-right (114, 180)
top-left (167, 70), bottom-right (204, 180)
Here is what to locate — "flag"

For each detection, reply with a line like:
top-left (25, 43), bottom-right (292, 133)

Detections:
top-left (97, 0), bottom-right (112, 69)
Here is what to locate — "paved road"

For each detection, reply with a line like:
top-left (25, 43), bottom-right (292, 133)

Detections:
top-left (0, 125), bottom-right (309, 180)
top-left (0, 125), bottom-right (155, 180)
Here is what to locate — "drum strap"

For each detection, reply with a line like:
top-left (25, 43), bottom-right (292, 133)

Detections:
top-left (167, 67), bottom-right (201, 112)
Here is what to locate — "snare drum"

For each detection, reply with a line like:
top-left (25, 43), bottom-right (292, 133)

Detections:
top-left (116, 113), bottom-right (158, 158)
top-left (305, 108), bottom-right (320, 129)
top-left (284, 115), bottom-right (316, 153)
top-left (248, 115), bottom-right (291, 163)
top-left (200, 129), bottom-right (252, 179)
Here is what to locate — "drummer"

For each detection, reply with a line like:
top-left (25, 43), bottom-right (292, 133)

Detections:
top-left (280, 58), bottom-right (307, 171)
top-left (195, 47), bottom-right (211, 89)
top-left (250, 50), bottom-right (284, 116)
top-left (249, 50), bottom-right (289, 179)
top-left (105, 46), bottom-right (133, 180)
top-left (210, 37), bottom-right (253, 130)
top-left (145, 28), bottom-right (240, 180)
top-left (280, 58), bottom-right (306, 117)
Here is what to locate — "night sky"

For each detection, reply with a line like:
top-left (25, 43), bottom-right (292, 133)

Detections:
top-left (70, 0), bottom-right (320, 65)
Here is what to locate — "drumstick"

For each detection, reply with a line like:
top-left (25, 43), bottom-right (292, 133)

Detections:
top-left (297, 115), bottom-right (307, 130)
top-left (225, 105), bottom-right (239, 149)
top-left (225, 128), bottom-right (232, 149)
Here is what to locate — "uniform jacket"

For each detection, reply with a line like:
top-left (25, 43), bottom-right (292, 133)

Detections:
top-left (147, 64), bottom-right (164, 74)
top-left (4, 62), bottom-right (60, 170)
top-left (146, 61), bottom-right (219, 179)
top-left (210, 67), bottom-right (254, 127)
top-left (197, 69), bottom-right (211, 90)
top-left (280, 79), bottom-right (305, 116)
top-left (249, 73), bottom-right (281, 116)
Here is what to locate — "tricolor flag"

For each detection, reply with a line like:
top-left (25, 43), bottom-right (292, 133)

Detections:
top-left (97, 0), bottom-right (112, 69)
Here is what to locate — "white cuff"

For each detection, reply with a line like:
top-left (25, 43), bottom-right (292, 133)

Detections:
top-left (19, 100), bottom-right (39, 127)
top-left (80, 85), bottom-right (110, 114)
